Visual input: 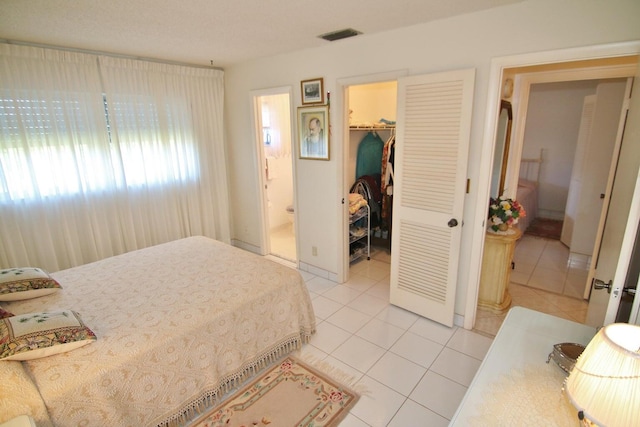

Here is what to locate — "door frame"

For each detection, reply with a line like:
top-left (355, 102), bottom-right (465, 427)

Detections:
top-left (249, 86), bottom-right (297, 258)
top-left (336, 70), bottom-right (408, 283)
top-left (623, 168), bottom-right (640, 324)
top-left (467, 41), bottom-right (640, 329)
top-left (510, 72), bottom-right (634, 307)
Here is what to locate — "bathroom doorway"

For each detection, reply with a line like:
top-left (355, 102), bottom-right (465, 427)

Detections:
top-left (252, 89), bottom-right (297, 263)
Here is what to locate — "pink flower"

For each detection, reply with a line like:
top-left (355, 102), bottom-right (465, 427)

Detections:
top-left (280, 360), bottom-right (293, 371)
top-left (329, 391), bottom-right (344, 402)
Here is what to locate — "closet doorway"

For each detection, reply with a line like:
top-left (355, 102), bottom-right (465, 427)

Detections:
top-left (346, 81), bottom-right (397, 268)
top-left (251, 89), bottom-right (297, 264)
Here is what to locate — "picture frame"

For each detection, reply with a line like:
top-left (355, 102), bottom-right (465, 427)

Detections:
top-left (298, 104), bottom-right (329, 160)
top-left (301, 78), bottom-right (324, 105)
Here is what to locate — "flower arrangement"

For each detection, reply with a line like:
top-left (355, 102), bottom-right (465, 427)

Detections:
top-left (488, 197), bottom-right (526, 232)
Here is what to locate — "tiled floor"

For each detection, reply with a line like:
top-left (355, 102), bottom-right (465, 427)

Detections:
top-left (283, 234), bottom-right (589, 425)
top-left (511, 234), bottom-right (590, 299)
top-left (297, 247), bottom-right (493, 426)
top-left (474, 235), bottom-right (590, 337)
top-left (269, 223), bottom-right (296, 262)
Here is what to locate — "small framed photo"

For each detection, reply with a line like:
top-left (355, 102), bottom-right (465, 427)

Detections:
top-left (298, 104), bottom-right (329, 160)
top-left (301, 78), bottom-right (324, 105)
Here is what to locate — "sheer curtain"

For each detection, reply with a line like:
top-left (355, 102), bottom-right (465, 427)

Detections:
top-left (263, 93), bottom-right (292, 159)
top-left (0, 43), bottom-right (229, 272)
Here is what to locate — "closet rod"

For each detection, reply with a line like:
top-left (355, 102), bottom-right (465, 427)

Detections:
top-left (349, 125), bottom-right (395, 130)
top-left (0, 38), bottom-right (223, 71)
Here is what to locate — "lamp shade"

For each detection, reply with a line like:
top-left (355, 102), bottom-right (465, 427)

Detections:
top-left (564, 323), bottom-right (640, 427)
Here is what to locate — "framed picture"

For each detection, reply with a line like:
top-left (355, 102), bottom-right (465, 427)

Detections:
top-left (301, 78), bottom-right (324, 105)
top-left (298, 104), bottom-right (329, 160)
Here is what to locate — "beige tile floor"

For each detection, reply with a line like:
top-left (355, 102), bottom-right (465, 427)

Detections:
top-left (300, 248), bottom-right (492, 426)
top-left (269, 222), bottom-right (296, 262)
top-left (511, 234), bottom-right (590, 299)
top-left (473, 235), bottom-right (590, 337)
top-left (266, 236), bottom-right (589, 425)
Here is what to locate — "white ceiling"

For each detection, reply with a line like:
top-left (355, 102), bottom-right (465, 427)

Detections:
top-left (0, 0), bottom-right (523, 68)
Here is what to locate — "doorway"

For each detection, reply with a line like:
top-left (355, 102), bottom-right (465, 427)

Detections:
top-left (252, 90), bottom-right (297, 263)
top-left (514, 78), bottom-right (627, 298)
top-left (476, 54), bottom-right (638, 333)
top-left (345, 81), bottom-right (397, 270)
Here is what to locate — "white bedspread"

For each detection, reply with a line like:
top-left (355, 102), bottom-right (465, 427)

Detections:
top-left (4, 236), bottom-right (316, 426)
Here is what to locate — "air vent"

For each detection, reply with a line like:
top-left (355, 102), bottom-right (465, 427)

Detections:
top-left (318, 28), bottom-right (362, 42)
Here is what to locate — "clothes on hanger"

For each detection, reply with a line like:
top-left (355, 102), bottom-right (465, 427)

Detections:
top-left (355, 131), bottom-right (385, 180)
top-left (381, 134), bottom-right (395, 196)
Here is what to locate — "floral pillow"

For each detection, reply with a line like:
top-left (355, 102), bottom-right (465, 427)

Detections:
top-left (0, 268), bottom-right (62, 301)
top-left (0, 310), bottom-right (96, 361)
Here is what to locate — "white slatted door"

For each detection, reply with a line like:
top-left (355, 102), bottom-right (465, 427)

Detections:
top-left (389, 69), bottom-right (475, 327)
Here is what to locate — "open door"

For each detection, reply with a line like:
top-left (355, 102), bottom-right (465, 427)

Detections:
top-left (250, 88), bottom-right (297, 262)
top-left (586, 77), bottom-right (639, 326)
top-left (389, 69), bottom-right (475, 327)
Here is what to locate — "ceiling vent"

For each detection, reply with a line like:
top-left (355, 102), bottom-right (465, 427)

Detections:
top-left (318, 28), bottom-right (362, 42)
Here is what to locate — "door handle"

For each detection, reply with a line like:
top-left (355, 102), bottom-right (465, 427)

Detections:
top-left (448, 218), bottom-right (458, 228)
top-left (593, 278), bottom-right (612, 294)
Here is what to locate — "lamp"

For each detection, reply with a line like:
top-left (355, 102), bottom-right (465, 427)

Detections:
top-left (564, 323), bottom-right (640, 426)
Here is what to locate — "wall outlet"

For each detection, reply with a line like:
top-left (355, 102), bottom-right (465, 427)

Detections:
top-left (312, 246), bottom-right (317, 256)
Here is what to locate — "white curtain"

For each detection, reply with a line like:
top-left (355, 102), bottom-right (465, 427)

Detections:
top-left (263, 93), bottom-right (292, 158)
top-left (0, 43), bottom-right (229, 272)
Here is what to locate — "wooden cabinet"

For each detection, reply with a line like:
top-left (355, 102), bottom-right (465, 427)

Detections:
top-left (478, 227), bottom-right (522, 314)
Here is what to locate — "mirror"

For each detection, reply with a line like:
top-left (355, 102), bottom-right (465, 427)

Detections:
top-left (490, 100), bottom-right (513, 198)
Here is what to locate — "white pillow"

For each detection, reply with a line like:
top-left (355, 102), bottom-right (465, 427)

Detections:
top-left (0, 268), bottom-right (61, 301)
top-left (0, 310), bottom-right (96, 361)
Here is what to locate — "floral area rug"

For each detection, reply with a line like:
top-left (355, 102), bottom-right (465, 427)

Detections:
top-left (525, 218), bottom-right (563, 240)
top-left (192, 356), bottom-right (359, 427)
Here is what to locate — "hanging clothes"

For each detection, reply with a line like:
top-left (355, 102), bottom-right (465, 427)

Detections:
top-left (380, 133), bottom-right (395, 226)
top-left (355, 131), bottom-right (385, 181)
top-left (381, 134), bottom-right (395, 195)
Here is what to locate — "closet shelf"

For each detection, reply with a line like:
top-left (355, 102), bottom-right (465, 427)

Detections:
top-left (348, 204), bottom-right (370, 262)
top-left (350, 206), bottom-right (368, 223)
top-left (349, 124), bottom-right (395, 130)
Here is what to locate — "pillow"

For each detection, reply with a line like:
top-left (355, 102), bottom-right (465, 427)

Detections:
top-left (0, 268), bottom-right (62, 301)
top-left (0, 308), bottom-right (12, 319)
top-left (0, 310), bottom-right (96, 361)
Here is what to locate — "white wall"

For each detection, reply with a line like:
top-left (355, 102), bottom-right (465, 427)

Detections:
top-left (523, 80), bottom-right (600, 218)
top-left (347, 82), bottom-right (397, 187)
top-left (349, 81), bottom-right (397, 126)
top-left (225, 0), bottom-right (640, 318)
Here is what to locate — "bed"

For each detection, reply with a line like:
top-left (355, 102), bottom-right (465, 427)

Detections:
top-left (0, 236), bottom-right (316, 426)
top-left (516, 149), bottom-right (542, 232)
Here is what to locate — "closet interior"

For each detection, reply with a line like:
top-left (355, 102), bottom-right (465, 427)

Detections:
top-left (347, 81), bottom-right (397, 263)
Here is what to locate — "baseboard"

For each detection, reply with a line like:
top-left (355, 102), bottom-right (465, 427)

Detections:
top-left (454, 313), bottom-right (464, 328)
top-left (537, 209), bottom-right (565, 221)
top-left (298, 261), bottom-right (338, 283)
top-left (231, 239), bottom-right (261, 255)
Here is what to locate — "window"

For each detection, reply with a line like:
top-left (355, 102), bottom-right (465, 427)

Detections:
top-left (0, 91), bottom-right (198, 201)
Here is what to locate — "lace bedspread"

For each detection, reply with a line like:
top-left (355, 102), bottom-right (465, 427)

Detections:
top-left (4, 236), bottom-right (316, 426)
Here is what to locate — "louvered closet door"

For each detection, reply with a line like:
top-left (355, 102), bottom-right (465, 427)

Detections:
top-left (389, 69), bottom-right (475, 327)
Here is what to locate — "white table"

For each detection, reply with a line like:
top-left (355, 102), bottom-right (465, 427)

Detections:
top-left (450, 307), bottom-right (596, 426)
